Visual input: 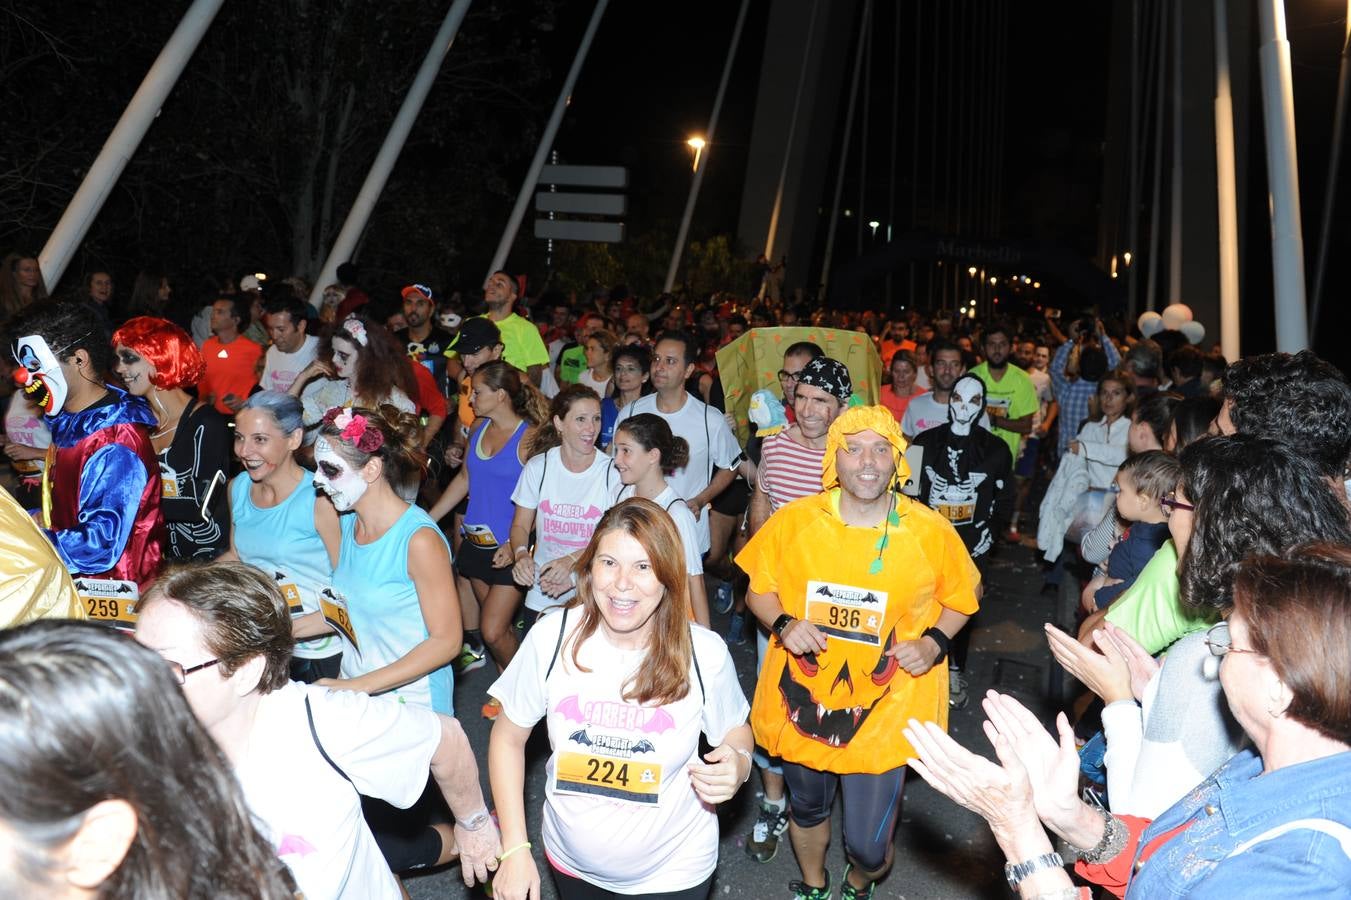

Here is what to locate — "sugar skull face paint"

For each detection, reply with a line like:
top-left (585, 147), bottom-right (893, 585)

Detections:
top-left (11, 334), bottom-right (68, 414)
top-left (313, 436), bottom-right (368, 511)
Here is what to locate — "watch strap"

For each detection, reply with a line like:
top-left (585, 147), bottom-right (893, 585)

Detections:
top-left (1004, 851), bottom-right (1064, 890)
top-left (922, 627), bottom-right (950, 666)
top-left (771, 614), bottom-right (795, 639)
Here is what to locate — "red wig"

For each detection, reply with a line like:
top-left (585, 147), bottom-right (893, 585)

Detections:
top-left (112, 316), bottom-right (206, 390)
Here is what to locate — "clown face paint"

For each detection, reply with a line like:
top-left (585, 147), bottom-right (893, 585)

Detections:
top-left (313, 436), bottom-right (368, 511)
top-left (11, 334), bottom-right (68, 414)
top-left (948, 376), bottom-right (985, 437)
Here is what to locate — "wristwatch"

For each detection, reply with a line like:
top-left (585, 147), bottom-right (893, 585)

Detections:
top-left (455, 807), bottom-right (492, 832)
top-left (1004, 851), bottom-right (1064, 890)
top-left (771, 614), bottom-right (795, 639)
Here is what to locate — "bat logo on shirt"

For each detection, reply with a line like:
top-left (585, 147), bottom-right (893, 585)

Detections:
top-left (554, 694), bottom-right (676, 734)
top-left (568, 727), bottom-right (594, 747)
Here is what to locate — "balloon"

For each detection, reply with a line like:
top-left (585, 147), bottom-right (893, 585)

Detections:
top-left (1137, 311), bottom-right (1164, 338)
top-left (1161, 303), bottom-right (1193, 331)
top-left (1179, 320), bottom-right (1206, 345)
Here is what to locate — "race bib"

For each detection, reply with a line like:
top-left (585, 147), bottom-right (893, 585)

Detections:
top-left (270, 570), bottom-right (305, 615)
top-left (985, 396), bottom-right (1011, 421)
top-left (318, 587), bottom-right (358, 650)
top-left (554, 751), bottom-right (662, 804)
top-left (462, 522), bottom-right (499, 550)
top-left (76, 578), bottom-right (139, 628)
top-left (161, 474), bottom-right (180, 499)
top-left (804, 580), bottom-right (886, 646)
top-left (937, 502), bottom-right (975, 525)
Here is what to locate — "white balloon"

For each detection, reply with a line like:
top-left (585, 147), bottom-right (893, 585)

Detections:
top-left (1138, 311), bottom-right (1164, 338)
top-left (1179, 320), bottom-right (1206, 345)
top-left (1161, 303), bottom-right (1193, 331)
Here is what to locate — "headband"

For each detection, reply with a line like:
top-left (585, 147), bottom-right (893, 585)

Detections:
top-left (321, 407), bottom-right (384, 453)
top-left (340, 315), bottom-right (369, 348)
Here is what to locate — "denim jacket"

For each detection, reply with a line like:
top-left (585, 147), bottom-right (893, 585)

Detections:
top-left (1127, 747), bottom-right (1351, 897)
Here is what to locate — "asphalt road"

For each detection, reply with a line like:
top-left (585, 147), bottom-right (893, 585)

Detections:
top-left (408, 537), bottom-right (1066, 900)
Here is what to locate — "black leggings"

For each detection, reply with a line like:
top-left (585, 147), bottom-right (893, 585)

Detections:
top-left (361, 776), bottom-right (449, 872)
top-left (551, 867), bottom-right (713, 900)
top-left (781, 762), bottom-right (906, 873)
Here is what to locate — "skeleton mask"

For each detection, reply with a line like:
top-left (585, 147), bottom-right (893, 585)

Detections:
top-left (948, 375), bottom-right (986, 437)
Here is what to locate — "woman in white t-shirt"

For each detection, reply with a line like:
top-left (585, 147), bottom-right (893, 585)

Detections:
top-left (489, 499), bottom-right (753, 900)
top-left (576, 328), bottom-right (617, 398)
top-left (611, 413), bottom-right (709, 626)
top-left (506, 385), bottom-right (615, 633)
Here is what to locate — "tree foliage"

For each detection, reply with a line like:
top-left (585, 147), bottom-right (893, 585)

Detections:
top-left (0, 0), bottom-right (560, 302)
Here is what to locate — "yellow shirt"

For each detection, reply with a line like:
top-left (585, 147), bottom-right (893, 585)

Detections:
top-left (737, 490), bottom-right (979, 774)
top-left (0, 486), bottom-right (83, 625)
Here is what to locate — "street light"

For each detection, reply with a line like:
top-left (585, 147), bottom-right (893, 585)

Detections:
top-left (687, 136), bottom-right (705, 172)
top-left (868, 219), bottom-right (880, 237)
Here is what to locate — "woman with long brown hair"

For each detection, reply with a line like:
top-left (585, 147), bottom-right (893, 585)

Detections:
top-left (290, 313), bottom-right (418, 437)
top-left (488, 498), bottom-right (754, 900)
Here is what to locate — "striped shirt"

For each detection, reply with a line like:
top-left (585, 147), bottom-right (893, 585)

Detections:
top-left (759, 429), bottom-right (826, 511)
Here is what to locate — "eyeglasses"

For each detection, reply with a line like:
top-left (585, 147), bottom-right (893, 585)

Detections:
top-left (1204, 621), bottom-right (1256, 658)
top-left (777, 370), bottom-right (800, 383)
top-left (167, 658), bottom-right (221, 685)
top-left (1160, 495), bottom-right (1195, 515)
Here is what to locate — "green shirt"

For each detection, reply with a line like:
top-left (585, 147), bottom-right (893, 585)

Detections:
top-left (1103, 541), bottom-right (1213, 654)
top-left (557, 344), bottom-right (587, 384)
top-left (969, 362), bottom-right (1039, 465)
top-left (487, 312), bottom-right (550, 373)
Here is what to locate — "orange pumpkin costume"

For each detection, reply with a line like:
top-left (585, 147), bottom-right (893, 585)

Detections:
top-left (737, 406), bottom-right (980, 774)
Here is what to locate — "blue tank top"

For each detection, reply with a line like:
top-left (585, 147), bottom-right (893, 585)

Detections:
top-left (462, 419), bottom-right (526, 549)
top-left (229, 471), bottom-right (336, 659)
top-left (334, 504), bottom-right (454, 715)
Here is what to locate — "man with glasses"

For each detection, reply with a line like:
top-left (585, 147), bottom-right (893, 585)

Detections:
top-left (777, 341), bottom-right (823, 425)
top-left (901, 338), bottom-right (990, 440)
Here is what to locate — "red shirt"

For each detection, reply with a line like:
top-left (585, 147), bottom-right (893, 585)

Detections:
top-left (199, 336), bottom-right (264, 415)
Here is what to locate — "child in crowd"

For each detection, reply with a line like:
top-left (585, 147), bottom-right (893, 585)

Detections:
top-left (1082, 450), bottom-right (1178, 612)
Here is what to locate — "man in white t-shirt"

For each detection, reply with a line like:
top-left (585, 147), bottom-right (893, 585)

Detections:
top-left (613, 331), bottom-right (743, 553)
top-left (902, 338), bottom-right (990, 439)
top-left (261, 295), bottom-right (320, 394)
top-left (134, 562), bottom-right (501, 899)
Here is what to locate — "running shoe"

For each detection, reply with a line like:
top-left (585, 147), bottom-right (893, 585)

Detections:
top-left (840, 862), bottom-right (874, 900)
top-left (455, 642), bottom-right (487, 675)
top-left (788, 870), bottom-right (831, 900)
top-left (948, 667), bottom-right (969, 710)
top-left (714, 581), bottom-right (734, 614)
top-left (726, 611), bottom-right (748, 645)
top-left (481, 696), bottom-right (502, 720)
top-left (746, 801), bottom-right (790, 863)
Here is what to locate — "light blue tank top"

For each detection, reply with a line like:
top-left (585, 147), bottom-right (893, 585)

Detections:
top-left (229, 471), bottom-right (336, 659)
top-left (334, 504), bottom-right (454, 715)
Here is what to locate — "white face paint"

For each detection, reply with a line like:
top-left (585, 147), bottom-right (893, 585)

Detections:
top-left (313, 436), bottom-right (368, 511)
top-left (949, 379), bottom-right (984, 437)
top-left (331, 336), bottom-right (358, 380)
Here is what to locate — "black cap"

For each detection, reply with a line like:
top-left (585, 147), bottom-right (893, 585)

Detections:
top-left (446, 317), bottom-right (502, 357)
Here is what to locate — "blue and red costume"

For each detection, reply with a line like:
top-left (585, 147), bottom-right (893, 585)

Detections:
top-left (44, 386), bottom-right (164, 590)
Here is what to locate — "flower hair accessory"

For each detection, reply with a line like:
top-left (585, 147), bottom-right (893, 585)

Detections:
top-left (321, 407), bottom-right (385, 453)
top-left (340, 315), bottom-right (369, 347)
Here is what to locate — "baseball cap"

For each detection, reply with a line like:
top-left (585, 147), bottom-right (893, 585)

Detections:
top-left (240, 273), bottom-right (266, 292)
top-left (445, 317), bottom-right (502, 357)
top-left (401, 283), bottom-right (434, 302)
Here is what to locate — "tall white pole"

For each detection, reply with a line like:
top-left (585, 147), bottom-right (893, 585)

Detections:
top-left (1214, 0), bottom-right (1241, 361)
top-left (309, 0), bottom-right (474, 308)
top-left (38, 0), bottom-right (226, 290)
top-left (1256, 0), bottom-right (1310, 352)
top-left (487, 0), bottom-right (610, 281)
top-left (663, 0), bottom-right (753, 294)
top-left (1168, 0), bottom-right (1184, 304)
top-left (817, 0), bottom-right (873, 301)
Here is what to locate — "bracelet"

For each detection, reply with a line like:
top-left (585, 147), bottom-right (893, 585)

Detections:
top-left (514, 546), bottom-right (529, 556)
top-left (497, 841), bottom-right (532, 863)
top-left (1066, 805), bottom-right (1127, 864)
top-left (733, 747), bottom-right (753, 782)
top-left (921, 627), bottom-right (950, 666)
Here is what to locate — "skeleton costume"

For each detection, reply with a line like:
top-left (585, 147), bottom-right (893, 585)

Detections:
top-left (911, 374), bottom-right (1013, 559)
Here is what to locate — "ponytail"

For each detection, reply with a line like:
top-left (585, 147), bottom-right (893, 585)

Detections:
top-left (615, 413), bottom-right (689, 475)
top-left (476, 360), bottom-right (551, 425)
